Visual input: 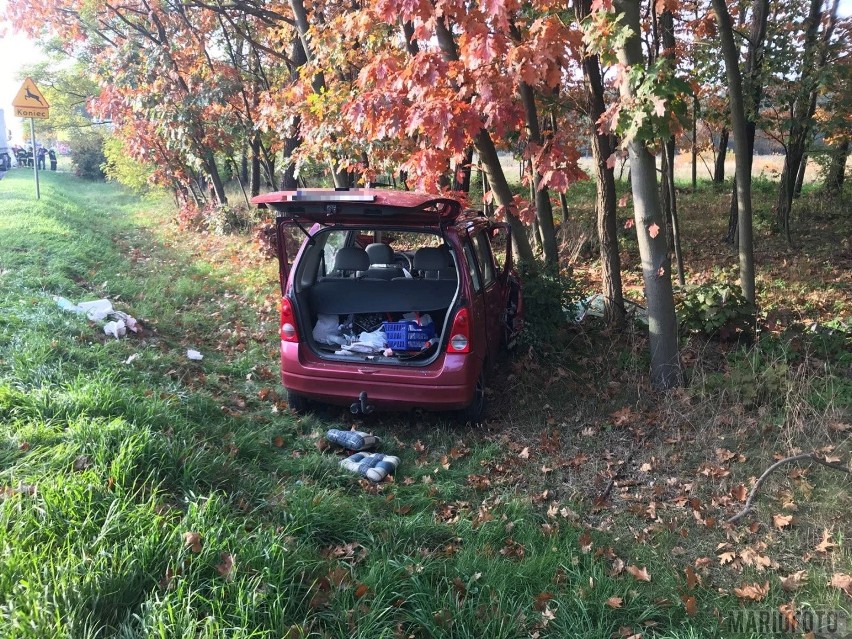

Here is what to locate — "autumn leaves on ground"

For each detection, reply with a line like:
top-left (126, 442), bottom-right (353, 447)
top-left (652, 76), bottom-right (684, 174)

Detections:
top-left (0, 168), bottom-right (850, 638)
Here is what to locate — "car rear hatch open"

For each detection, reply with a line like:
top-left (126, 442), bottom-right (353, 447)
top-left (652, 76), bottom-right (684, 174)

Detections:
top-left (252, 189), bottom-right (463, 227)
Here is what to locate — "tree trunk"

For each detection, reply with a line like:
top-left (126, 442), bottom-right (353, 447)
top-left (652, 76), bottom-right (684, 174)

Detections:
top-left (452, 146), bottom-right (474, 192)
top-left (659, 9), bottom-right (685, 285)
top-left (281, 128), bottom-right (300, 189)
top-left (714, 128), bottom-right (728, 183)
top-left (824, 139), bottom-right (849, 194)
top-left (712, 0), bottom-right (756, 305)
top-left (474, 129), bottom-right (536, 264)
top-left (691, 95), bottom-right (698, 190)
top-left (794, 153), bottom-right (807, 196)
top-left (434, 16), bottom-right (536, 265)
top-left (289, 0), bottom-right (347, 187)
top-left (518, 79), bottom-right (558, 266)
top-left (614, 0), bottom-right (681, 390)
top-left (727, 0), bottom-right (770, 241)
top-left (775, 0), bottom-right (838, 242)
top-left (664, 141), bottom-right (686, 286)
top-left (576, 0), bottom-right (625, 325)
top-left (250, 133), bottom-right (261, 197)
top-left (203, 151), bottom-right (228, 205)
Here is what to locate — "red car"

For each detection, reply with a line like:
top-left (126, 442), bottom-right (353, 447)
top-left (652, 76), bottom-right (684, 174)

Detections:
top-left (252, 188), bottom-right (523, 421)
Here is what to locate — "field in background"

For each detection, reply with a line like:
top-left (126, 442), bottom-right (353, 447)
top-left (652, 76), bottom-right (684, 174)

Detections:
top-left (497, 153), bottom-right (848, 188)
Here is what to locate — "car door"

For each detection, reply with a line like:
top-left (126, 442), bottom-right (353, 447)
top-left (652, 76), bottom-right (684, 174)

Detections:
top-left (469, 229), bottom-right (503, 365)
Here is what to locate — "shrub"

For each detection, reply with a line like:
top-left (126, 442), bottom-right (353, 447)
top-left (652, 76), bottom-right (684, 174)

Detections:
top-left (517, 262), bottom-right (582, 354)
top-left (676, 282), bottom-right (756, 341)
top-left (102, 136), bottom-right (156, 193)
top-left (69, 132), bottom-right (106, 180)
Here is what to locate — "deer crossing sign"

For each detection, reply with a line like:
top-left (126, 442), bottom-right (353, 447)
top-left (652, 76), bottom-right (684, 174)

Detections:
top-left (13, 78), bottom-right (50, 119)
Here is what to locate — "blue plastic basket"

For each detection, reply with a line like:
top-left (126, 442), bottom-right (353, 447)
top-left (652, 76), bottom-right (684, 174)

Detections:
top-left (382, 320), bottom-right (435, 350)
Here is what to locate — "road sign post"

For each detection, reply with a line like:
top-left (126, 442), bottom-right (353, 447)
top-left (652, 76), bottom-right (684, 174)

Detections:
top-left (12, 77), bottom-right (50, 200)
top-left (29, 118), bottom-right (40, 199)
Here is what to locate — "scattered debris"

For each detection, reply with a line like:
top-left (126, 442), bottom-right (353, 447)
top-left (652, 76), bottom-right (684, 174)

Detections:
top-left (186, 349), bottom-right (204, 361)
top-left (340, 452), bottom-right (399, 482)
top-left (54, 295), bottom-right (141, 338)
top-left (569, 294), bottom-right (648, 325)
top-left (104, 319), bottom-right (127, 339)
top-left (325, 429), bottom-right (381, 451)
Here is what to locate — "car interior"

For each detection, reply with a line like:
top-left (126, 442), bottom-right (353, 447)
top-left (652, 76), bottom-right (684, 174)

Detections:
top-left (289, 228), bottom-right (461, 364)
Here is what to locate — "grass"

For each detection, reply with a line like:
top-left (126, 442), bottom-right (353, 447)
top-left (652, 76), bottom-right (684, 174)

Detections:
top-left (1, 167), bottom-right (850, 638)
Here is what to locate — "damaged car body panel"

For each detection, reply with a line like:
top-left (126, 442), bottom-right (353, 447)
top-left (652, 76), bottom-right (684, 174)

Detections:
top-left (252, 188), bottom-right (523, 420)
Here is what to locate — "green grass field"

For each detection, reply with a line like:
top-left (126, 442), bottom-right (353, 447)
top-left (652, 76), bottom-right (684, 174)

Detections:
top-left (0, 168), bottom-right (849, 638)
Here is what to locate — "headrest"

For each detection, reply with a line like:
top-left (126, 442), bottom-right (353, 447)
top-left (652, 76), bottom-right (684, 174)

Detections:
top-left (333, 247), bottom-right (370, 272)
top-left (413, 247), bottom-right (448, 271)
top-left (365, 243), bottom-right (394, 265)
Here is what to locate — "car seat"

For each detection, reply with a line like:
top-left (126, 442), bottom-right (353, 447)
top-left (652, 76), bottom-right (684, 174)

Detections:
top-left (364, 243), bottom-right (406, 280)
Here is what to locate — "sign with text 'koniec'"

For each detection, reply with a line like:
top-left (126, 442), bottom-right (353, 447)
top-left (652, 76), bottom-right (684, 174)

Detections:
top-left (12, 77), bottom-right (49, 119)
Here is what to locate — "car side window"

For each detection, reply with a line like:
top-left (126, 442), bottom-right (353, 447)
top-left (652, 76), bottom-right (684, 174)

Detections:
top-left (463, 243), bottom-right (481, 293)
top-left (472, 233), bottom-right (495, 288)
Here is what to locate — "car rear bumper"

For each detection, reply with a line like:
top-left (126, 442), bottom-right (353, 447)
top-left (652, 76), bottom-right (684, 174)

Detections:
top-left (280, 342), bottom-right (479, 410)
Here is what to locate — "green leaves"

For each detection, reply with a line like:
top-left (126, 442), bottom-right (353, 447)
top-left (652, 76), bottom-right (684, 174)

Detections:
top-left (676, 282), bottom-right (756, 339)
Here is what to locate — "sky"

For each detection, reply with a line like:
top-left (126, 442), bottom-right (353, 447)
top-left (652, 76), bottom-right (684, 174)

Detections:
top-left (2, 0), bottom-right (851, 146)
top-left (1, 22), bottom-right (47, 145)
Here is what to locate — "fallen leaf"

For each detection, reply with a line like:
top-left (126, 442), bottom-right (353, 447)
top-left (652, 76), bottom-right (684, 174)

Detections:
top-left (627, 565), bottom-right (651, 582)
top-left (685, 565), bottom-right (701, 589)
top-left (681, 594), bottom-right (697, 616)
top-left (606, 596), bottom-right (623, 608)
top-left (19, 442), bottom-right (30, 452)
top-left (815, 529), bottom-right (838, 553)
top-left (272, 436), bottom-right (284, 448)
top-left (731, 484), bottom-right (748, 501)
top-left (354, 583), bottom-right (369, 599)
top-left (578, 530), bottom-right (593, 554)
top-left (733, 581), bottom-right (769, 601)
top-left (779, 602), bottom-right (798, 628)
top-left (773, 514), bottom-right (793, 529)
top-left (829, 573), bottom-right (852, 597)
top-left (610, 557), bottom-right (625, 576)
top-left (780, 570), bottom-right (807, 592)
top-left (519, 447), bottom-right (530, 459)
top-left (533, 591), bottom-right (555, 611)
top-left (183, 531), bottom-right (202, 553)
top-left (216, 552), bottom-right (235, 579)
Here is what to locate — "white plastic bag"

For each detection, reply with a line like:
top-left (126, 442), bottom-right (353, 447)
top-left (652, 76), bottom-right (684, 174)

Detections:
top-left (104, 319), bottom-right (127, 339)
top-left (341, 328), bottom-right (387, 354)
top-left (313, 314), bottom-right (341, 344)
top-left (187, 349), bottom-right (204, 361)
top-left (77, 299), bottom-right (114, 321)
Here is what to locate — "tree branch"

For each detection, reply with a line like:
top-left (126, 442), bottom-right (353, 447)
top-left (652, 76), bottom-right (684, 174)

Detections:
top-left (727, 453), bottom-right (850, 524)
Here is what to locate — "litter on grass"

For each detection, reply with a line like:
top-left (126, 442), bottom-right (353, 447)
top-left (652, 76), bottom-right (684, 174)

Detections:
top-left (54, 296), bottom-right (142, 337)
top-left (325, 429), bottom-right (381, 451)
top-left (569, 294), bottom-right (649, 325)
top-left (186, 349), bottom-right (204, 361)
top-left (104, 319), bottom-right (126, 339)
top-left (340, 452), bottom-right (399, 482)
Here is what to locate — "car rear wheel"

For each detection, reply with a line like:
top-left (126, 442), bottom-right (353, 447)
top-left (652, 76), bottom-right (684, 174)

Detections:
top-left (458, 370), bottom-right (486, 424)
top-left (286, 389), bottom-right (310, 414)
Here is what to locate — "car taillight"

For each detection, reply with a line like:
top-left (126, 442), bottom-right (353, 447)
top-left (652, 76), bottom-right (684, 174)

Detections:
top-left (280, 297), bottom-right (299, 342)
top-left (447, 307), bottom-right (471, 353)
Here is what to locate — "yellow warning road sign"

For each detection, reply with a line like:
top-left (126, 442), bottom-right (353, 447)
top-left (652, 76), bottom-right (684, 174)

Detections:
top-left (12, 77), bottom-right (49, 119)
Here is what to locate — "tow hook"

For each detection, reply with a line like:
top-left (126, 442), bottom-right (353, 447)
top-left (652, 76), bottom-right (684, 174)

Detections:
top-left (350, 391), bottom-right (375, 416)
